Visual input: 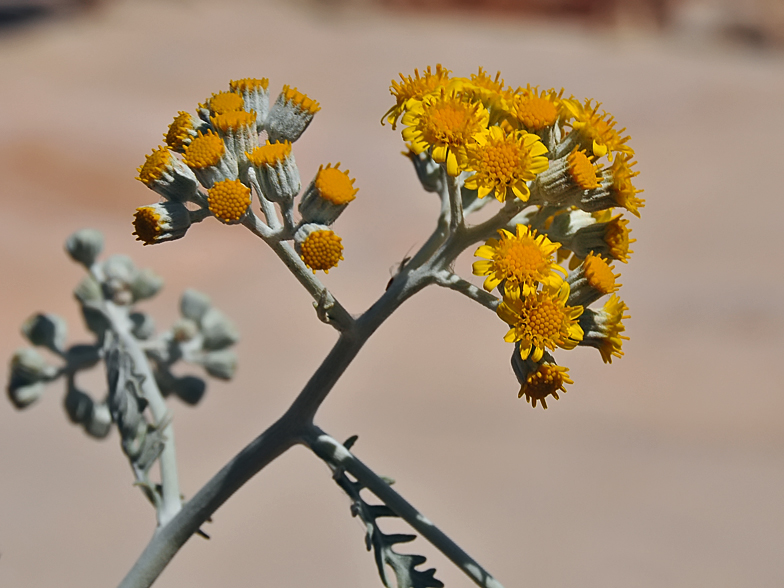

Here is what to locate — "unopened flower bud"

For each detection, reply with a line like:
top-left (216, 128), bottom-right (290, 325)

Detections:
top-left (130, 268), bottom-right (164, 302)
top-left (22, 313), bottom-right (67, 354)
top-left (65, 229), bottom-right (104, 268)
top-left (172, 318), bottom-right (199, 342)
top-left (74, 275), bottom-right (103, 305)
top-left (180, 289), bottom-right (212, 322)
top-left (201, 349), bottom-right (238, 380)
top-left (172, 375), bottom-right (206, 405)
top-left (200, 308), bottom-right (239, 350)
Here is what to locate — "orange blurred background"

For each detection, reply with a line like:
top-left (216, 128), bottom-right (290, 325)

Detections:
top-left (1, 1), bottom-right (783, 587)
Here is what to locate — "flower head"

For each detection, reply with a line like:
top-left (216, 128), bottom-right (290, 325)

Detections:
top-left (211, 110), bottom-right (259, 162)
top-left (473, 225), bottom-right (564, 297)
top-left (579, 294), bottom-right (629, 363)
top-left (266, 85), bottom-right (320, 143)
top-left (247, 140), bottom-right (300, 203)
top-left (182, 130), bottom-right (238, 188)
top-left (164, 111), bottom-right (200, 153)
top-left (607, 154), bottom-right (644, 217)
top-left (201, 91), bottom-right (244, 116)
top-left (510, 86), bottom-right (565, 131)
top-left (460, 67), bottom-right (512, 114)
top-left (567, 148), bottom-right (601, 190)
top-left (401, 88), bottom-right (489, 176)
top-left (564, 99), bottom-right (633, 161)
top-left (299, 163), bottom-right (358, 225)
top-left (230, 77), bottom-right (270, 131)
top-left (519, 362), bottom-right (572, 409)
top-left (566, 253), bottom-right (621, 307)
top-left (463, 126), bottom-right (549, 202)
top-left (207, 179), bottom-right (251, 224)
top-left (132, 201), bottom-right (192, 245)
top-left (497, 281), bottom-right (583, 362)
top-left (382, 64), bottom-right (451, 128)
top-left (137, 146), bottom-right (198, 202)
top-left (294, 224), bottom-right (344, 273)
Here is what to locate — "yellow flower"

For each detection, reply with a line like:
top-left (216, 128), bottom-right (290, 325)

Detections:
top-left (564, 99), bottom-right (633, 160)
top-left (579, 294), bottom-right (629, 363)
top-left (497, 281), bottom-right (583, 362)
top-left (266, 85), bottom-right (320, 143)
top-left (608, 154), bottom-right (645, 217)
top-left (463, 126), bottom-right (549, 202)
top-left (164, 111), bottom-right (198, 152)
top-left (299, 163), bottom-right (358, 225)
top-left (382, 64), bottom-right (451, 129)
top-left (294, 224), bottom-right (344, 273)
top-left (207, 179), bottom-right (251, 224)
top-left (132, 201), bottom-right (191, 245)
top-left (567, 148), bottom-right (601, 190)
top-left (510, 86), bottom-right (565, 131)
top-left (473, 225), bottom-right (564, 297)
top-left (603, 214), bottom-right (634, 263)
top-left (200, 91), bottom-right (244, 116)
top-left (247, 140), bottom-right (300, 203)
top-left (519, 362), bottom-right (573, 409)
top-left (566, 253), bottom-right (621, 308)
top-left (401, 88), bottom-right (489, 176)
top-left (458, 67), bottom-right (512, 114)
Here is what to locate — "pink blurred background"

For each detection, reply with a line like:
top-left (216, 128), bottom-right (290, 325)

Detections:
top-left (1, 1), bottom-right (783, 587)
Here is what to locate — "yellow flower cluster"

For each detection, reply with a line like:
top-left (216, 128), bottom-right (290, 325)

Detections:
top-left (134, 78), bottom-right (357, 273)
top-left (385, 66), bottom-right (644, 409)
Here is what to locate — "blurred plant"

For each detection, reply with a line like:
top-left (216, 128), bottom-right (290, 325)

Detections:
top-left (8, 67), bottom-right (643, 588)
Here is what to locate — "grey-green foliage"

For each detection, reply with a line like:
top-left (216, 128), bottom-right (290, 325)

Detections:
top-left (7, 228), bottom-right (238, 458)
top-left (335, 437), bottom-right (443, 588)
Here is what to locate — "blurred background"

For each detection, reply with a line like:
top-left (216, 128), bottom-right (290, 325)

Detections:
top-left (1, 0), bottom-right (782, 587)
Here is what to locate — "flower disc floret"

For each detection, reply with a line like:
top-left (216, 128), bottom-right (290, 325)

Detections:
top-left (464, 126), bottom-right (549, 201)
top-left (497, 282), bottom-right (583, 362)
top-left (211, 110), bottom-right (257, 132)
top-left (604, 215), bottom-right (634, 262)
top-left (511, 87), bottom-right (564, 131)
top-left (207, 179), bottom-right (251, 224)
top-left (567, 149), bottom-right (600, 190)
top-left (473, 225), bottom-right (563, 296)
top-left (519, 363), bottom-right (573, 409)
top-left (137, 147), bottom-right (171, 186)
top-left (580, 295), bottom-right (629, 363)
top-left (203, 91), bottom-right (244, 115)
top-left (314, 163), bottom-right (358, 205)
top-left (583, 253), bottom-right (620, 294)
top-left (383, 64), bottom-right (451, 128)
top-left (565, 99), bottom-right (633, 160)
top-left (281, 85), bottom-right (320, 115)
top-left (132, 201), bottom-right (191, 245)
top-left (609, 154), bottom-right (645, 217)
top-left (183, 131), bottom-right (226, 169)
top-left (299, 229), bottom-right (344, 273)
top-left (229, 78), bottom-right (269, 93)
top-left (401, 88), bottom-right (489, 176)
top-left (247, 141), bottom-right (292, 167)
top-left (165, 112), bottom-right (196, 152)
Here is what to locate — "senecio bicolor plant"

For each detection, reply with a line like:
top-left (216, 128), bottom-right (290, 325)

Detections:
top-left (8, 67), bottom-right (643, 588)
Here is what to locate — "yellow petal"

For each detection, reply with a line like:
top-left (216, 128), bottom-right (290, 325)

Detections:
top-left (446, 150), bottom-right (459, 176)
